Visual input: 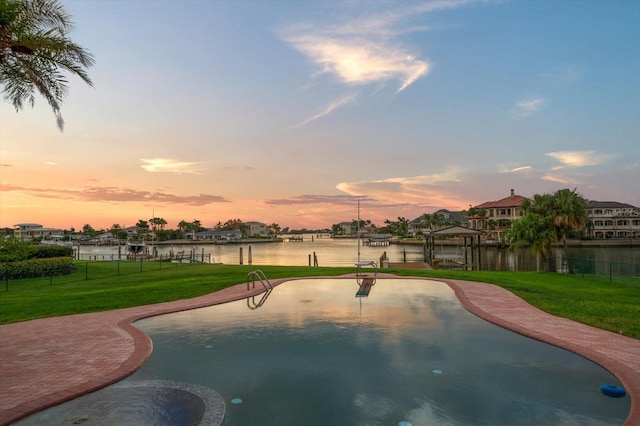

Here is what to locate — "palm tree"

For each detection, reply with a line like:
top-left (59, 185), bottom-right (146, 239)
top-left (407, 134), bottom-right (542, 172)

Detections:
top-left (81, 223), bottom-right (95, 236)
top-left (135, 219), bottom-right (149, 241)
top-left (420, 213), bottom-right (443, 234)
top-left (521, 189), bottom-right (587, 274)
top-left (109, 223), bottom-right (121, 238)
top-left (149, 217), bottom-right (167, 231)
top-left (177, 220), bottom-right (189, 236)
top-left (0, 0), bottom-right (94, 131)
top-left (546, 188), bottom-right (588, 273)
top-left (506, 212), bottom-right (556, 271)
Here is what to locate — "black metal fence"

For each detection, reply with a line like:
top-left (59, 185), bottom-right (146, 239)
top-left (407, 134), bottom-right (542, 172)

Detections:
top-left (2, 257), bottom-right (207, 290)
top-left (552, 256), bottom-right (640, 285)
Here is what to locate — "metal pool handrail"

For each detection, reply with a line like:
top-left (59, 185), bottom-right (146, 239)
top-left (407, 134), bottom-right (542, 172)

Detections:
top-left (246, 270), bottom-right (272, 291)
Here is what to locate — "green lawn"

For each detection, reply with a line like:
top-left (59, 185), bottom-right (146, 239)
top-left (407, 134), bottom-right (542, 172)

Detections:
top-left (1, 262), bottom-right (638, 339)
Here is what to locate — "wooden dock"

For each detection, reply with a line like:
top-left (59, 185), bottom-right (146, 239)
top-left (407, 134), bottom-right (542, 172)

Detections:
top-left (362, 235), bottom-right (391, 246)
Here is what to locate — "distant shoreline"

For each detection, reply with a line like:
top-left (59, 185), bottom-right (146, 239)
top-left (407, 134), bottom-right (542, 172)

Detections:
top-left (75, 237), bottom-right (638, 249)
top-left (393, 238), bottom-right (639, 248)
top-left (152, 238), bottom-right (284, 245)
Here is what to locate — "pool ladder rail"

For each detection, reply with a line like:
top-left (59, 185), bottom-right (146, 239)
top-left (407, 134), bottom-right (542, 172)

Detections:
top-left (246, 270), bottom-right (273, 309)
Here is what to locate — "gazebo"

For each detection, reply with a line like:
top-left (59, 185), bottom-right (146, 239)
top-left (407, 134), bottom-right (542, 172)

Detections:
top-left (426, 226), bottom-right (485, 270)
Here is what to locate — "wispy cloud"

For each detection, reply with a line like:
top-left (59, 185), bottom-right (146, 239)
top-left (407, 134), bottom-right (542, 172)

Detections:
top-left (265, 194), bottom-right (375, 206)
top-left (541, 173), bottom-right (572, 184)
top-left (335, 169), bottom-right (464, 208)
top-left (290, 94), bottom-right (357, 128)
top-left (511, 96), bottom-right (545, 118)
top-left (0, 184), bottom-right (228, 205)
top-left (280, 1), bottom-right (479, 126)
top-left (44, 162), bottom-right (57, 166)
top-left (285, 35), bottom-right (430, 91)
top-left (546, 150), bottom-right (616, 169)
top-left (506, 165), bottom-right (533, 173)
top-left (541, 64), bottom-right (583, 86)
top-left (498, 164), bottom-right (533, 173)
top-left (140, 158), bottom-right (203, 174)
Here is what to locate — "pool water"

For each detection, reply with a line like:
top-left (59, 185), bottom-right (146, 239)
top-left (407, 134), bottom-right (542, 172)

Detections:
top-left (126, 278), bottom-right (628, 425)
top-left (16, 278), bottom-right (629, 425)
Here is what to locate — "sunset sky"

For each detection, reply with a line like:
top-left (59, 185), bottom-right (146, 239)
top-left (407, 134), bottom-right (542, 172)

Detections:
top-left (1, 0), bottom-right (638, 231)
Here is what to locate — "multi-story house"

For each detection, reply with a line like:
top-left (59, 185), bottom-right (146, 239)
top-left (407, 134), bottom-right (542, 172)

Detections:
top-left (245, 221), bottom-right (269, 237)
top-left (13, 223), bottom-right (64, 240)
top-left (586, 201), bottom-right (640, 239)
top-left (408, 209), bottom-right (467, 236)
top-left (468, 189), bottom-right (529, 241)
top-left (335, 221), bottom-right (354, 236)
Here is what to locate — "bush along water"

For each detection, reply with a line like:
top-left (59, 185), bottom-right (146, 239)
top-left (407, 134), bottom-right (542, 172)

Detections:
top-left (0, 239), bottom-right (75, 280)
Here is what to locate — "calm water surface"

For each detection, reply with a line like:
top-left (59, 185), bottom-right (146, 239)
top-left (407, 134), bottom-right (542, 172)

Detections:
top-left (76, 235), bottom-right (639, 271)
top-left (126, 278), bottom-right (628, 425)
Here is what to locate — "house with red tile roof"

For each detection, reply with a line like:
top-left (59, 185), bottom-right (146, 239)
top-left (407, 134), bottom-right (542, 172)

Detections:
top-left (468, 189), bottom-right (530, 241)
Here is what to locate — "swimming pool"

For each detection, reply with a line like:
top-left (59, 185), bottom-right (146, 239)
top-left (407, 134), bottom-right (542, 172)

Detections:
top-left (16, 278), bottom-right (629, 425)
top-left (126, 278), bottom-right (628, 425)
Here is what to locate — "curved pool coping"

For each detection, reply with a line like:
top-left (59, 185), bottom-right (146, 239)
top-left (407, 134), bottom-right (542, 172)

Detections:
top-left (0, 274), bottom-right (638, 425)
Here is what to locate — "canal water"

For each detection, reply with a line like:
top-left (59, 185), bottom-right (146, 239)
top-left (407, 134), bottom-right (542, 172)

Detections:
top-left (74, 235), bottom-right (639, 272)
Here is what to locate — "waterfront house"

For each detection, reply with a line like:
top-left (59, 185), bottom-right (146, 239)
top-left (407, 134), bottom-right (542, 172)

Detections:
top-left (13, 223), bottom-right (64, 241)
top-left (409, 209), bottom-right (468, 236)
top-left (468, 189), bottom-right (530, 241)
top-left (195, 229), bottom-right (242, 241)
top-left (245, 221), bottom-right (269, 237)
top-left (334, 221), bottom-right (354, 236)
top-left (587, 201), bottom-right (640, 238)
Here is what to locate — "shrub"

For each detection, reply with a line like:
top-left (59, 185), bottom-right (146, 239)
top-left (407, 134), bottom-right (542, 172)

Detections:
top-left (28, 245), bottom-right (74, 259)
top-left (0, 257), bottom-right (76, 280)
top-left (0, 238), bottom-right (35, 262)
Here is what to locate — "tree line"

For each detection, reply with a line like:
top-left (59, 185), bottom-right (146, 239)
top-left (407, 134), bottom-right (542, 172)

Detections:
top-left (73, 218), bottom-right (284, 242)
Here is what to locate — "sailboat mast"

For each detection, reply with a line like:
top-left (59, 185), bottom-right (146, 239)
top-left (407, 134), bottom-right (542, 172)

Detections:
top-left (357, 196), bottom-right (361, 262)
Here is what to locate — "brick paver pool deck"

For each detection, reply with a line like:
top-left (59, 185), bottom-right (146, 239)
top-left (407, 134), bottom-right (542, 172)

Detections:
top-left (1, 275), bottom-right (638, 425)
